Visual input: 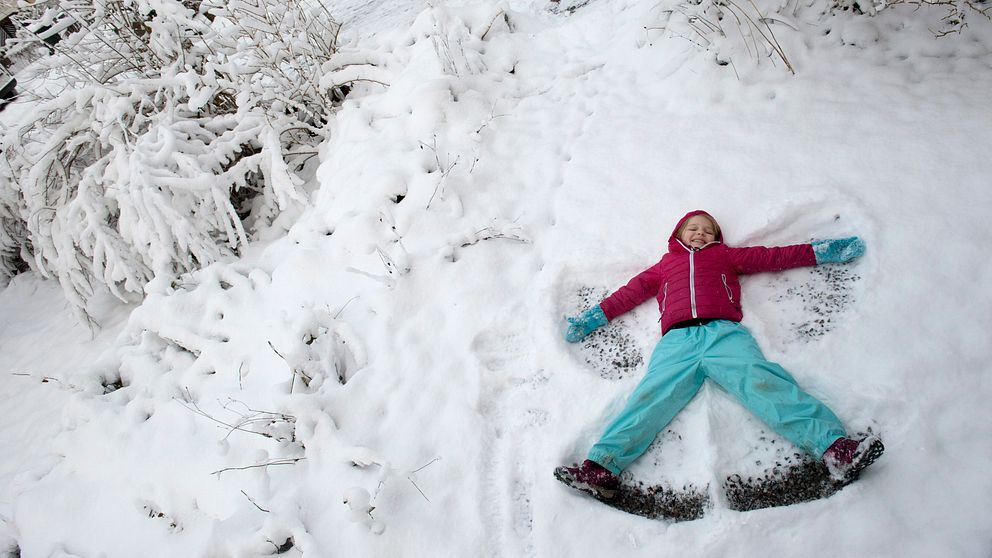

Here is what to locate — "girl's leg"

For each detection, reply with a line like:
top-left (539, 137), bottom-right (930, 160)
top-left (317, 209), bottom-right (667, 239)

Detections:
top-left (587, 328), bottom-right (706, 474)
top-left (701, 321), bottom-right (846, 458)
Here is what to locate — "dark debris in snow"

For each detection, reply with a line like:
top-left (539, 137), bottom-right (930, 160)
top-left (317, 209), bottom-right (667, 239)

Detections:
top-left (604, 479), bottom-right (710, 522)
top-left (271, 537), bottom-right (294, 554)
top-left (724, 457), bottom-right (844, 511)
top-left (574, 286), bottom-right (643, 380)
top-left (772, 265), bottom-right (861, 341)
top-left (725, 429), bottom-right (880, 511)
top-left (555, 466), bottom-right (709, 522)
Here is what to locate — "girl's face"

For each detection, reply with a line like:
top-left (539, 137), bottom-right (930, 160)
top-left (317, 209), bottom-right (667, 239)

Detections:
top-left (680, 215), bottom-right (717, 249)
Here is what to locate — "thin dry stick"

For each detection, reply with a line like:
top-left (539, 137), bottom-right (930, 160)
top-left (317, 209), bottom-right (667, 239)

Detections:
top-left (408, 476), bottom-right (431, 503)
top-left (63, 10), bottom-right (148, 77)
top-left (11, 372), bottom-right (81, 390)
top-left (687, 18), bottom-right (718, 47)
top-left (241, 490), bottom-right (271, 512)
top-left (335, 77), bottom-right (390, 88)
top-left (728, 57), bottom-right (742, 81)
top-left (212, 457), bottom-right (305, 476)
top-left (687, 10), bottom-right (722, 33)
top-left (474, 103), bottom-right (508, 134)
top-left (729, 0), bottom-right (794, 73)
top-left (222, 399), bottom-right (295, 421)
top-left (721, 2), bottom-right (758, 59)
top-left (411, 457), bottom-right (441, 473)
top-left (748, 0), bottom-right (793, 71)
top-left (407, 457), bottom-right (441, 502)
top-left (18, 25), bottom-right (101, 82)
top-left (220, 401), bottom-right (295, 440)
top-left (759, 15), bottom-right (799, 31)
top-left (178, 389), bottom-right (281, 440)
top-left (421, 136), bottom-right (460, 209)
top-left (480, 10), bottom-right (507, 40)
top-left (267, 340), bottom-right (308, 392)
top-left (333, 296), bottom-right (360, 318)
top-left (662, 29), bottom-right (710, 49)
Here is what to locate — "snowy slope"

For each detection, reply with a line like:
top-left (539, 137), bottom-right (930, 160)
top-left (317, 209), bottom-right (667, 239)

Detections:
top-left (2, 0), bottom-right (992, 556)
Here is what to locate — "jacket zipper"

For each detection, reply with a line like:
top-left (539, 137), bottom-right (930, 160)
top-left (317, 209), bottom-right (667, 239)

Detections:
top-left (678, 240), bottom-right (719, 320)
top-left (721, 274), bottom-right (734, 304)
top-left (689, 251), bottom-right (697, 318)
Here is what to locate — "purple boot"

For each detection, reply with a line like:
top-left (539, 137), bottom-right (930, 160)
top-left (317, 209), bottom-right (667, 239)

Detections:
top-left (822, 435), bottom-right (885, 483)
top-left (554, 459), bottom-right (621, 499)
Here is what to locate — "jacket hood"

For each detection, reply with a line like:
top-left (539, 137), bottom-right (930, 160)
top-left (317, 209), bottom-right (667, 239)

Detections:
top-left (668, 210), bottom-right (722, 252)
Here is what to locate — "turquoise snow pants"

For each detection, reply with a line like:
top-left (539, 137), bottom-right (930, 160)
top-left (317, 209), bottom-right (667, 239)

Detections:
top-left (587, 320), bottom-right (846, 475)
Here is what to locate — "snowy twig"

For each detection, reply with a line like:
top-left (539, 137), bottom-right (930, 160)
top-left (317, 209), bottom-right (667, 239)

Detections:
top-left (212, 457), bottom-right (306, 477)
top-left (177, 389), bottom-right (295, 441)
top-left (908, 0), bottom-right (991, 35)
top-left (459, 226), bottom-right (530, 248)
top-left (10, 372), bottom-right (82, 391)
top-left (375, 247), bottom-right (398, 276)
top-left (745, 0), bottom-right (793, 73)
top-left (411, 456), bottom-right (442, 474)
top-left (220, 399), bottom-right (296, 440)
top-left (759, 16), bottom-right (799, 31)
top-left (14, 22), bottom-right (101, 83)
top-left (333, 296), bottom-right (360, 319)
top-left (334, 77), bottom-right (391, 88)
top-left (420, 135), bottom-right (460, 209)
top-left (268, 340), bottom-right (312, 392)
top-left (657, 28), bottom-right (710, 49)
top-left (723, 0), bottom-right (795, 74)
top-left (408, 476), bottom-right (431, 503)
top-left (241, 490), bottom-right (271, 513)
top-left (660, 0), bottom-right (795, 74)
top-left (444, 220), bottom-right (530, 262)
top-left (474, 103), bottom-right (509, 134)
top-left (480, 10), bottom-right (508, 41)
top-left (406, 456), bottom-right (441, 503)
top-left (267, 340), bottom-right (287, 361)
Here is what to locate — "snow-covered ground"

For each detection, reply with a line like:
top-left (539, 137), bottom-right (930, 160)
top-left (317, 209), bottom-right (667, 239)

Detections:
top-left (2, 0), bottom-right (992, 556)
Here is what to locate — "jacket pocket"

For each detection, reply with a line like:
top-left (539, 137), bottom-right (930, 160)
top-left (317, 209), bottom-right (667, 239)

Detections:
top-left (659, 282), bottom-right (669, 318)
top-left (721, 274), bottom-right (734, 304)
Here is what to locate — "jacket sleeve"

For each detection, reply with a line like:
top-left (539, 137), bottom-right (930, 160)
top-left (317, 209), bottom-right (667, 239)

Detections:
top-left (598, 261), bottom-right (664, 321)
top-left (726, 244), bottom-right (816, 275)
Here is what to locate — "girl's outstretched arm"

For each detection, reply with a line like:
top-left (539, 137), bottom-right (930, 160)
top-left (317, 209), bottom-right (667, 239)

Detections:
top-left (727, 243), bottom-right (817, 274)
top-left (563, 262), bottom-right (664, 343)
top-left (727, 236), bottom-right (865, 274)
top-left (598, 261), bottom-right (665, 321)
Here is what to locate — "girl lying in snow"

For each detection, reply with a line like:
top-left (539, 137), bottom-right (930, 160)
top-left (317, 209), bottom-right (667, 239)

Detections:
top-left (556, 210), bottom-right (884, 499)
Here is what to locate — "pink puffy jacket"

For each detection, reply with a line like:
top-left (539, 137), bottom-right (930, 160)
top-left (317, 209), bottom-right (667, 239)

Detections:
top-left (599, 210), bottom-right (816, 335)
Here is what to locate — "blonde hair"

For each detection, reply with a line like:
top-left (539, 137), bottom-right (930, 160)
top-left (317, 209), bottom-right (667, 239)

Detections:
top-left (677, 213), bottom-right (721, 240)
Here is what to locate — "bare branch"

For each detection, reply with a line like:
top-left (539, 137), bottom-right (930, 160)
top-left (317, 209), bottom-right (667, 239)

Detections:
top-left (211, 457), bottom-right (306, 477)
top-left (241, 490), bottom-right (271, 512)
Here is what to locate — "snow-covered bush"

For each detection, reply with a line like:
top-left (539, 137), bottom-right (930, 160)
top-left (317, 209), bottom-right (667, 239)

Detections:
top-left (0, 201), bottom-right (30, 285)
top-left (0, 0), bottom-right (366, 325)
top-left (656, 0), bottom-right (797, 74)
top-left (653, 0), bottom-right (991, 74)
top-left (884, 0), bottom-right (991, 35)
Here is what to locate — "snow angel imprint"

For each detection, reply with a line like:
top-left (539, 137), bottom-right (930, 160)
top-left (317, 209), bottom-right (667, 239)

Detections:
top-left (554, 210), bottom-right (884, 499)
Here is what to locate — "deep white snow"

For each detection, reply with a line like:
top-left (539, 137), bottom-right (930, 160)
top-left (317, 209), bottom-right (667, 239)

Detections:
top-left (2, 0), bottom-right (992, 556)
